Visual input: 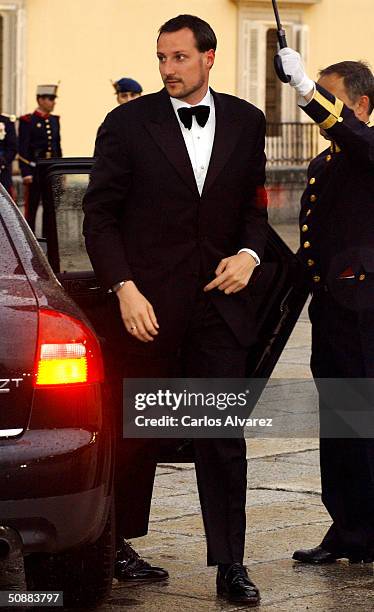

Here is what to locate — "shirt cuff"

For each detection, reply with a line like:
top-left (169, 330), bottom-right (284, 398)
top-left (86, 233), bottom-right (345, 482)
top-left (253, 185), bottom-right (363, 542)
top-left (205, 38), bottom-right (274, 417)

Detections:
top-left (238, 248), bottom-right (260, 266)
top-left (298, 83), bottom-right (316, 107)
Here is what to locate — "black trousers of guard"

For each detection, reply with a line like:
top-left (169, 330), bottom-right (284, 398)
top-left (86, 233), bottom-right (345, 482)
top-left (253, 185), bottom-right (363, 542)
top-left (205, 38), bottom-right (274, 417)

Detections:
top-left (113, 291), bottom-right (249, 566)
top-left (309, 289), bottom-right (374, 556)
top-left (24, 176), bottom-right (46, 234)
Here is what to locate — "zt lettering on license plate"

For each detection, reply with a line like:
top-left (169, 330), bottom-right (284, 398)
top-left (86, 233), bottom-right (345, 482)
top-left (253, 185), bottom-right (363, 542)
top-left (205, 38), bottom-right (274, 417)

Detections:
top-left (0, 378), bottom-right (24, 393)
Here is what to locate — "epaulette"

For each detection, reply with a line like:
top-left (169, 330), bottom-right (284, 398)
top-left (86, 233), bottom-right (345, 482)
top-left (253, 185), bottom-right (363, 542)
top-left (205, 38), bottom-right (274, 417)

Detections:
top-left (1, 113), bottom-right (16, 122)
top-left (19, 113), bottom-right (32, 122)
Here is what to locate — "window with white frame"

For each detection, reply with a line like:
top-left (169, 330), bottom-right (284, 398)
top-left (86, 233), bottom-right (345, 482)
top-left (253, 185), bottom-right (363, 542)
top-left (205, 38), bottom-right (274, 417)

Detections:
top-left (0, 1), bottom-right (25, 116)
top-left (237, 10), bottom-right (309, 122)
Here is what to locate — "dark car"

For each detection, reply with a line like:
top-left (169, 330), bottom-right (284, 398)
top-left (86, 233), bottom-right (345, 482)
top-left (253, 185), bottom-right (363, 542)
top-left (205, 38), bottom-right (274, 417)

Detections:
top-left (0, 184), bottom-right (115, 608)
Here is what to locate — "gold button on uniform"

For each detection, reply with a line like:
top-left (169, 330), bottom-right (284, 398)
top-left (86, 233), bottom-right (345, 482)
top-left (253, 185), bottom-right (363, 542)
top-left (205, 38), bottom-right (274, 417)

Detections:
top-left (359, 274), bottom-right (366, 281)
top-left (303, 241), bottom-right (311, 249)
top-left (313, 275), bottom-right (321, 283)
top-left (301, 224), bottom-right (308, 232)
top-left (309, 178), bottom-right (316, 185)
top-left (307, 259), bottom-right (315, 267)
top-left (310, 195), bottom-right (317, 203)
top-left (326, 154), bottom-right (332, 162)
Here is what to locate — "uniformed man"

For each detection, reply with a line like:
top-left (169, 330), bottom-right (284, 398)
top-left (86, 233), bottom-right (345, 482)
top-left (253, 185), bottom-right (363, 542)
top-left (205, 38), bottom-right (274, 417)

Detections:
top-left (18, 84), bottom-right (62, 233)
top-left (278, 49), bottom-right (374, 563)
top-left (113, 77), bottom-right (143, 105)
top-left (93, 78), bottom-right (143, 151)
top-left (0, 113), bottom-right (17, 196)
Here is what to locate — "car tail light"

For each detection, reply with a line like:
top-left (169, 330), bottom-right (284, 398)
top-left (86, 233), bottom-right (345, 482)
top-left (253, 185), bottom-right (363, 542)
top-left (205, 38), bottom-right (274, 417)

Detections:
top-left (34, 309), bottom-right (104, 386)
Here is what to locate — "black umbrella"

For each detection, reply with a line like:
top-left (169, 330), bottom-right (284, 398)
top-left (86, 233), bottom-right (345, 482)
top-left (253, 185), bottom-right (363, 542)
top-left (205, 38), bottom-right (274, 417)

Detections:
top-left (272, 0), bottom-right (291, 83)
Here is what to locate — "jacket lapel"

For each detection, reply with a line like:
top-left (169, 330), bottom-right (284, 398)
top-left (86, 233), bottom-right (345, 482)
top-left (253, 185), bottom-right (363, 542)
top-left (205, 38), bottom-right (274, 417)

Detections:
top-left (202, 90), bottom-right (242, 196)
top-left (144, 89), bottom-right (199, 196)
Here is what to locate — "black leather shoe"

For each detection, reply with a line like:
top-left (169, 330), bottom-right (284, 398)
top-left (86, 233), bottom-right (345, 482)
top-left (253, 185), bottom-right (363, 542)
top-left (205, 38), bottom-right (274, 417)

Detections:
top-left (216, 563), bottom-right (260, 606)
top-left (348, 553), bottom-right (374, 564)
top-left (292, 545), bottom-right (341, 564)
top-left (114, 540), bottom-right (169, 583)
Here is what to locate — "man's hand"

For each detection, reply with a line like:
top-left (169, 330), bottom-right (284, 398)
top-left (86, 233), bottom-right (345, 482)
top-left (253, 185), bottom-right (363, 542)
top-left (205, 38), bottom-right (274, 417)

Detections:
top-left (116, 280), bottom-right (159, 342)
top-left (278, 48), bottom-right (314, 101)
top-left (23, 175), bottom-right (33, 185)
top-left (203, 252), bottom-right (257, 295)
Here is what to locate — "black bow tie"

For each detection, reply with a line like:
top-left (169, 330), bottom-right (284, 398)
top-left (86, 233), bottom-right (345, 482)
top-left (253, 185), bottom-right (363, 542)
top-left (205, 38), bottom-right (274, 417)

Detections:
top-left (177, 105), bottom-right (210, 130)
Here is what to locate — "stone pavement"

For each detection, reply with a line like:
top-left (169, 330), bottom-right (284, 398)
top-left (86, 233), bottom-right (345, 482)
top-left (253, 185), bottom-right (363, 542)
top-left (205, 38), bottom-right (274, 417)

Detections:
top-left (2, 223), bottom-right (374, 610)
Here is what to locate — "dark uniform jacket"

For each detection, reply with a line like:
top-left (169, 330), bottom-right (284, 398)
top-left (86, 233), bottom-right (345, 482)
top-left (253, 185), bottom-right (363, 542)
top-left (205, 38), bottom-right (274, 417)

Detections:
top-left (83, 88), bottom-right (268, 352)
top-left (0, 114), bottom-right (17, 191)
top-left (299, 83), bottom-right (374, 311)
top-left (298, 85), bottom-right (374, 559)
top-left (18, 110), bottom-right (62, 178)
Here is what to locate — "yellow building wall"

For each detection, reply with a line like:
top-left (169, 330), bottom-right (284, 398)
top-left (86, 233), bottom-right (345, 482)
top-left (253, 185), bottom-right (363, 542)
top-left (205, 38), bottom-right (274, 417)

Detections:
top-left (24, 0), bottom-right (237, 156)
top-left (304, 0), bottom-right (374, 81)
top-left (24, 0), bottom-right (374, 156)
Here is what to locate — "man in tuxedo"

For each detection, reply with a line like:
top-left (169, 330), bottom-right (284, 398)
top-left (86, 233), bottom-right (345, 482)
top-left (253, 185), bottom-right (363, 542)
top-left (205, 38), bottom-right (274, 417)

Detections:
top-left (83, 14), bottom-right (267, 603)
top-left (278, 49), bottom-right (374, 564)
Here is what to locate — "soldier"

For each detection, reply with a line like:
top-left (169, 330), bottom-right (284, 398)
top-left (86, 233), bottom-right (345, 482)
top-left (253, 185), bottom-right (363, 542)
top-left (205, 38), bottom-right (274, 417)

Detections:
top-left (113, 77), bottom-right (143, 105)
top-left (18, 84), bottom-right (62, 233)
top-left (278, 48), bottom-right (374, 564)
top-left (93, 78), bottom-right (143, 152)
top-left (0, 113), bottom-right (17, 196)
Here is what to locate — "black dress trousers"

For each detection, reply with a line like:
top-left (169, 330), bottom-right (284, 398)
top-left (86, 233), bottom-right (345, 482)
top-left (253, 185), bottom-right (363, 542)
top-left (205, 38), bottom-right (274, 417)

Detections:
top-left (309, 289), bottom-right (374, 557)
top-left (114, 290), bottom-right (249, 566)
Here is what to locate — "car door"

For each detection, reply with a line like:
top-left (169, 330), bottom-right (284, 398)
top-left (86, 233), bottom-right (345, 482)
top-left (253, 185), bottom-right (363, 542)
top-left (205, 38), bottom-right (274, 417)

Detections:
top-left (38, 157), bottom-right (310, 457)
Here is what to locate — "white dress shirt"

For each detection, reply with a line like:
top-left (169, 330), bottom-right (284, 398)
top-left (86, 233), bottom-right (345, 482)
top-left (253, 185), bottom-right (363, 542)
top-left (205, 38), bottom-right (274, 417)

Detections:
top-left (170, 89), bottom-right (260, 265)
top-left (171, 89), bottom-right (215, 196)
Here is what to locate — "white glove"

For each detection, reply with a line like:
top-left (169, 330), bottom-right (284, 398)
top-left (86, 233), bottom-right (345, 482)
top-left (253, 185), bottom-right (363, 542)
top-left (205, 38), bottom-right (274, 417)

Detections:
top-left (278, 47), bottom-right (315, 98)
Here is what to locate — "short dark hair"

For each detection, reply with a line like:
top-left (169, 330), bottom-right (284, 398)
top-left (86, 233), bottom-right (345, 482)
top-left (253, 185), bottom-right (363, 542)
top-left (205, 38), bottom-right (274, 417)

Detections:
top-left (158, 14), bottom-right (217, 52)
top-left (319, 61), bottom-right (374, 114)
top-left (36, 95), bottom-right (56, 102)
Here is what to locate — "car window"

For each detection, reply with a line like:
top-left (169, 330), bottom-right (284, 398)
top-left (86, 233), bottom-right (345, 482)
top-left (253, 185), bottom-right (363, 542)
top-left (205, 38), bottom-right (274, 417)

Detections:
top-left (51, 173), bottom-right (92, 272)
top-left (0, 216), bottom-right (23, 276)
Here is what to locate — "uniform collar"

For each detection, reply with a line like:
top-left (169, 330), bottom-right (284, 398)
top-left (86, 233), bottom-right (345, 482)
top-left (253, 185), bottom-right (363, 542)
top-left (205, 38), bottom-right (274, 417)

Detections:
top-left (34, 109), bottom-right (50, 119)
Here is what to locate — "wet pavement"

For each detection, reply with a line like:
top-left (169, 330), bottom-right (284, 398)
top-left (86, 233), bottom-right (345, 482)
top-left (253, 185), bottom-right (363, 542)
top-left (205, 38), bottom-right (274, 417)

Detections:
top-left (100, 439), bottom-right (374, 610)
top-left (2, 223), bottom-right (374, 610)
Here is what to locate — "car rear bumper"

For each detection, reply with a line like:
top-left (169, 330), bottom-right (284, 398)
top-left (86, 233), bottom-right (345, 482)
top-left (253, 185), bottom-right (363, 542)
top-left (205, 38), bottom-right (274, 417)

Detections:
top-left (0, 427), bottom-right (113, 553)
top-left (0, 487), bottom-right (112, 553)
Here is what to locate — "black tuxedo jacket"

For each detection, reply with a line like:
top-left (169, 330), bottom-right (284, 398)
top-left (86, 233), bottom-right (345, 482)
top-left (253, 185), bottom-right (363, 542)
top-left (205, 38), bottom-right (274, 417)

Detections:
top-left (83, 88), bottom-right (268, 352)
